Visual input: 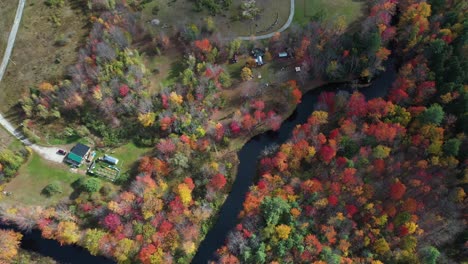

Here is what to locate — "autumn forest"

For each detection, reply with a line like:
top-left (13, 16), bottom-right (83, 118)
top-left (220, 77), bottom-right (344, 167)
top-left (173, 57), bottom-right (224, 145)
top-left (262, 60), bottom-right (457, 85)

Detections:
top-left (0, 0), bottom-right (466, 263)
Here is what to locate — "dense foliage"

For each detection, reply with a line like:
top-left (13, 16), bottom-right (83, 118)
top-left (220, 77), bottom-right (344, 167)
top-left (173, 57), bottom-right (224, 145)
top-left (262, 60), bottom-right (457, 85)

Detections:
top-left (214, 0), bottom-right (468, 262)
top-left (1, 0), bottom-right (465, 263)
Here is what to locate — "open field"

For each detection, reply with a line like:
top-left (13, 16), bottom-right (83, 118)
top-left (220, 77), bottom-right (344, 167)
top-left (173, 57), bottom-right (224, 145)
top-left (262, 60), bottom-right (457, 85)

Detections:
top-left (0, 0), bottom-right (88, 113)
top-left (97, 142), bottom-right (152, 173)
top-left (141, 0), bottom-right (291, 38)
top-left (294, 0), bottom-right (363, 27)
top-left (3, 153), bottom-right (83, 206)
top-left (0, 0), bottom-right (17, 59)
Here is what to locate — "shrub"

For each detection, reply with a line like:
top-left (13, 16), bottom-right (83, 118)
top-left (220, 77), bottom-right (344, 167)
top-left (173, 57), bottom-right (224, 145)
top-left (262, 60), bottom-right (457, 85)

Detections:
top-left (45, 0), bottom-right (64, 8)
top-left (80, 177), bottom-right (102, 193)
top-left (42, 182), bottom-right (63, 197)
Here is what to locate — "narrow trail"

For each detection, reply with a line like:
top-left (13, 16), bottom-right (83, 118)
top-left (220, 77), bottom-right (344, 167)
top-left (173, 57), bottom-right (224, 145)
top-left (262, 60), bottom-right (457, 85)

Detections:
top-left (0, 0), bottom-right (64, 163)
top-left (236, 0), bottom-right (295, 40)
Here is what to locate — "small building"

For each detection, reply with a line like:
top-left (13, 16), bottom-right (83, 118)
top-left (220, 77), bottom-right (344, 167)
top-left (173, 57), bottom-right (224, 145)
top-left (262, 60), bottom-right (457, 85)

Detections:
top-left (295, 66), bottom-right (301, 72)
top-left (278, 52), bottom-right (288, 58)
top-left (255, 55), bottom-right (264, 66)
top-left (65, 143), bottom-right (91, 167)
top-left (103, 155), bottom-right (119, 165)
top-left (251, 48), bottom-right (265, 66)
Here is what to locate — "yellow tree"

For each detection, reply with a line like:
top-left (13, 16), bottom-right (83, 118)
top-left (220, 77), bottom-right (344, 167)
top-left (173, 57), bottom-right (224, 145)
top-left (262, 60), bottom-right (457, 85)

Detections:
top-left (83, 228), bottom-right (106, 255)
top-left (56, 221), bottom-right (80, 245)
top-left (241, 67), bottom-right (253, 81)
top-left (138, 112), bottom-right (156, 127)
top-left (275, 224), bottom-right (291, 240)
top-left (114, 238), bottom-right (136, 263)
top-left (177, 183), bottom-right (192, 206)
top-left (0, 229), bottom-right (22, 262)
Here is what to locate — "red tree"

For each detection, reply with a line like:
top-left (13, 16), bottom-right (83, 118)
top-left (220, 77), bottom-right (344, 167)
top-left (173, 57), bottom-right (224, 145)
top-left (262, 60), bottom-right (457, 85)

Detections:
top-left (390, 181), bottom-right (406, 200)
top-left (210, 174), bottom-right (227, 190)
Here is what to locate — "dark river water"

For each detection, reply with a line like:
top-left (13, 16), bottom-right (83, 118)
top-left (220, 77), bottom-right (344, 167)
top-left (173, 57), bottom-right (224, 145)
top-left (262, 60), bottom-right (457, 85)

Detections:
top-left (191, 59), bottom-right (397, 263)
top-left (0, 61), bottom-right (396, 264)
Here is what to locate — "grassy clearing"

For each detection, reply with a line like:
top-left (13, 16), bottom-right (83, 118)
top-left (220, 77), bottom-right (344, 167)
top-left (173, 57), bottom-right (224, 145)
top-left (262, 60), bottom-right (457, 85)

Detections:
top-left (294, 0), bottom-right (363, 27)
top-left (0, 0), bottom-right (88, 113)
top-left (3, 153), bottom-right (83, 206)
top-left (141, 0), bottom-right (292, 37)
top-left (0, 0), bottom-right (17, 59)
top-left (143, 49), bottom-right (180, 94)
top-left (95, 142), bottom-right (152, 173)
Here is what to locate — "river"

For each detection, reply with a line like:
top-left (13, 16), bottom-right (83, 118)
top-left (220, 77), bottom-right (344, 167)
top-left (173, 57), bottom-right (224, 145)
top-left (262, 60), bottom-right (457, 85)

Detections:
top-left (0, 61), bottom-right (396, 264)
top-left (191, 59), bottom-right (396, 263)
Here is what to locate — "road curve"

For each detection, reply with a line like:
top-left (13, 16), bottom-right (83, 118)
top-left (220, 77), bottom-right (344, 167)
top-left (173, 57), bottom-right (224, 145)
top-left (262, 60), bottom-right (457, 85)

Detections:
top-left (237, 0), bottom-right (295, 41)
top-left (0, 0), bottom-right (65, 163)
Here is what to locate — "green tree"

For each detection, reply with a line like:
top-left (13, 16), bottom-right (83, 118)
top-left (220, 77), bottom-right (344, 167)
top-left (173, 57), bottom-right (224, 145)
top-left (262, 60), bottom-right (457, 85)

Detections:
top-left (260, 197), bottom-right (291, 226)
top-left (373, 145), bottom-right (392, 159)
top-left (228, 39), bottom-right (241, 57)
top-left (420, 246), bottom-right (440, 264)
top-left (42, 182), bottom-right (62, 197)
top-left (339, 136), bottom-right (359, 158)
top-left (443, 138), bottom-right (461, 156)
top-left (420, 104), bottom-right (444, 125)
top-left (219, 71), bottom-right (232, 88)
top-left (80, 177), bottom-right (102, 193)
top-left (255, 243), bottom-right (267, 263)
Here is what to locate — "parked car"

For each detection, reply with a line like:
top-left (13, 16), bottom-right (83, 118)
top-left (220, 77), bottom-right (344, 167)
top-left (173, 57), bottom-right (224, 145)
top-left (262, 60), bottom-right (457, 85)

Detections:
top-left (57, 149), bottom-right (67, 155)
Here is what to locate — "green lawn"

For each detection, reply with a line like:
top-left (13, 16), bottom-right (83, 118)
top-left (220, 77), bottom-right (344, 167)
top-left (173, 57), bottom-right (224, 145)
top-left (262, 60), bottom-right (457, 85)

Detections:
top-left (96, 142), bottom-right (152, 173)
top-left (294, 0), bottom-right (363, 27)
top-left (3, 153), bottom-right (83, 206)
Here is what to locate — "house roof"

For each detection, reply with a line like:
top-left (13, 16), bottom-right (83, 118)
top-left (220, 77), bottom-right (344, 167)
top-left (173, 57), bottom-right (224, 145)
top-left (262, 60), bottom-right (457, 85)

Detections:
top-left (67, 152), bottom-right (83, 164)
top-left (71, 143), bottom-right (90, 157)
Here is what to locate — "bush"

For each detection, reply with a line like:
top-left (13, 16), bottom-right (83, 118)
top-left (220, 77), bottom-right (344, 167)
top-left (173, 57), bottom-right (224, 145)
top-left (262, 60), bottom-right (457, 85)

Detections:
top-left (42, 182), bottom-right (63, 197)
top-left (80, 177), bottom-right (102, 193)
top-left (55, 34), bottom-right (70, 47)
top-left (45, 0), bottom-right (64, 8)
top-left (152, 4), bottom-right (160, 15)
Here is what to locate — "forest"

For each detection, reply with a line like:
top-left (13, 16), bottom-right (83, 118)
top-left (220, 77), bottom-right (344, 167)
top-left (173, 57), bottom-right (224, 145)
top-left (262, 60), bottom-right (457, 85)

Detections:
top-left (0, 0), bottom-right (465, 263)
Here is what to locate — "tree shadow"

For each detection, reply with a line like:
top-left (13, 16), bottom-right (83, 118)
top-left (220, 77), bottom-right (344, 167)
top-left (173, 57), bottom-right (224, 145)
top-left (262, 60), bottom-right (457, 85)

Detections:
top-left (68, 178), bottom-right (83, 200)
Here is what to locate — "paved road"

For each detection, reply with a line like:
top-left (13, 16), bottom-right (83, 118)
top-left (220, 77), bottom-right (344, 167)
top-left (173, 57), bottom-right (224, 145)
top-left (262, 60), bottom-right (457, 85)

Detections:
top-left (0, 0), bottom-right (65, 163)
top-left (237, 0), bottom-right (295, 40)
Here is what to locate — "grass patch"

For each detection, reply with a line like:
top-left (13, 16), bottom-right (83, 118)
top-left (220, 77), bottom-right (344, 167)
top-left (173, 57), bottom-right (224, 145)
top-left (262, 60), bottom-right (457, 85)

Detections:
top-left (0, 0), bottom-right (17, 59)
top-left (3, 153), bottom-right (83, 206)
top-left (94, 141), bottom-right (152, 174)
top-left (140, 0), bottom-right (292, 38)
top-left (294, 0), bottom-right (363, 27)
top-left (0, 0), bottom-right (88, 113)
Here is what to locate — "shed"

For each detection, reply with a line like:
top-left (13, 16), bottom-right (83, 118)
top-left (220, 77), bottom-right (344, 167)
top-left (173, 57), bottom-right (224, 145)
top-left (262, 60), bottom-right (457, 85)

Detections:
top-left (255, 55), bottom-right (264, 66)
top-left (103, 155), bottom-right (119, 165)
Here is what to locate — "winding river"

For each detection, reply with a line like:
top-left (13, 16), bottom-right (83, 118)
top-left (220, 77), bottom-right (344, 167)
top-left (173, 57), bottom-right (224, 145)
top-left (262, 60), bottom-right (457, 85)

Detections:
top-left (191, 60), bottom-right (397, 263)
top-left (0, 61), bottom-right (396, 264)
